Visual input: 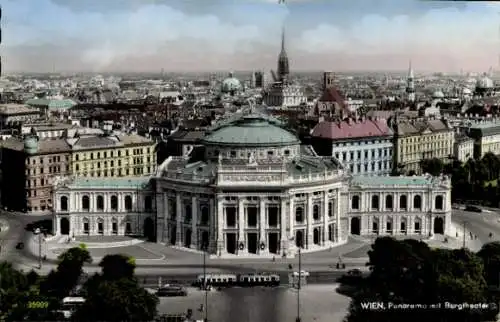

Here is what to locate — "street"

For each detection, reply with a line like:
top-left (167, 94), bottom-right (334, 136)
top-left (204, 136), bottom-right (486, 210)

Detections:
top-left (4, 208), bottom-right (500, 278)
top-left (156, 285), bottom-right (350, 322)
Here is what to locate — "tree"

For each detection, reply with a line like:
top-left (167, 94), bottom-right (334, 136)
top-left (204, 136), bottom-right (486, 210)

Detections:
top-left (74, 254), bottom-right (158, 322)
top-left (99, 254), bottom-right (136, 281)
top-left (420, 158), bottom-right (444, 176)
top-left (345, 238), bottom-right (495, 322)
top-left (41, 244), bottom-right (92, 298)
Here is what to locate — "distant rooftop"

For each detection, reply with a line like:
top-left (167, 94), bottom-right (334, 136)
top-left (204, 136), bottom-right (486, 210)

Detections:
top-left (0, 104), bottom-right (40, 115)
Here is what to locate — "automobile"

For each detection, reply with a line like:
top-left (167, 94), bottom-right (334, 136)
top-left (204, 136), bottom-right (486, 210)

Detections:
top-left (347, 269), bottom-right (362, 277)
top-left (157, 284), bottom-right (188, 297)
top-left (465, 205), bottom-right (482, 213)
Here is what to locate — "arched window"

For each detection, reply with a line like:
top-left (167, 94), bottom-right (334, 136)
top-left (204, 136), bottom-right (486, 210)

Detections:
top-left (96, 195), bottom-right (104, 211)
top-left (125, 195), bottom-right (132, 211)
top-left (414, 195), bottom-right (422, 210)
top-left (60, 196), bottom-right (68, 211)
top-left (144, 196), bottom-right (153, 211)
top-left (351, 196), bottom-right (360, 210)
top-left (385, 195), bottom-right (393, 210)
top-left (371, 195), bottom-right (379, 209)
top-left (110, 195), bottom-right (118, 211)
top-left (399, 195), bottom-right (407, 210)
top-left (82, 195), bottom-right (90, 211)
top-left (201, 206), bottom-right (209, 225)
top-left (295, 207), bottom-right (304, 222)
top-left (313, 204), bottom-right (320, 220)
top-left (435, 195), bottom-right (443, 210)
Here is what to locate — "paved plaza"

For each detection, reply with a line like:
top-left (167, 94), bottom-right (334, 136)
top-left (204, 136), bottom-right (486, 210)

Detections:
top-left (52, 244), bottom-right (164, 260)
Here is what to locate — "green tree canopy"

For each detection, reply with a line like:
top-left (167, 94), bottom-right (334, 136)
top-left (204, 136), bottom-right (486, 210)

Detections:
top-left (99, 254), bottom-right (136, 281)
top-left (420, 158), bottom-right (444, 176)
top-left (345, 238), bottom-right (496, 322)
top-left (41, 245), bottom-right (92, 299)
top-left (74, 254), bottom-right (158, 322)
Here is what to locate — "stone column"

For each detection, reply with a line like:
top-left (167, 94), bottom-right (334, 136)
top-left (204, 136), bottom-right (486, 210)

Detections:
top-left (191, 196), bottom-right (198, 249)
top-left (176, 194), bottom-right (182, 246)
top-left (323, 192), bottom-right (329, 245)
top-left (55, 216), bottom-right (61, 235)
top-left (238, 198), bottom-right (245, 254)
top-left (289, 198), bottom-right (295, 244)
top-left (280, 198), bottom-right (287, 254)
top-left (156, 192), bottom-right (164, 243)
top-left (259, 197), bottom-right (266, 254)
top-left (307, 194), bottom-right (313, 249)
top-left (164, 194), bottom-right (169, 243)
top-left (209, 199), bottom-right (216, 253)
top-left (336, 190), bottom-right (342, 241)
top-left (216, 197), bottom-right (224, 256)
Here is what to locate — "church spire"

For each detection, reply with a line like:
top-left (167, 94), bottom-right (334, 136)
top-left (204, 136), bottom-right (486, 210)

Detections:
top-left (281, 25), bottom-right (285, 52)
top-left (277, 25), bottom-right (289, 83)
top-left (406, 60), bottom-right (415, 103)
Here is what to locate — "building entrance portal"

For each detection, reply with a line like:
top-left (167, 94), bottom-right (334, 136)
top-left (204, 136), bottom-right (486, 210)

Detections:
top-left (227, 233), bottom-right (237, 254)
top-left (185, 229), bottom-right (192, 247)
top-left (201, 231), bottom-right (209, 250)
top-left (144, 217), bottom-right (155, 242)
top-left (60, 217), bottom-right (70, 235)
top-left (350, 217), bottom-right (361, 235)
top-left (170, 226), bottom-right (177, 245)
top-left (295, 230), bottom-right (304, 248)
top-left (248, 233), bottom-right (258, 254)
top-left (434, 217), bottom-right (444, 234)
top-left (269, 232), bottom-right (279, 254)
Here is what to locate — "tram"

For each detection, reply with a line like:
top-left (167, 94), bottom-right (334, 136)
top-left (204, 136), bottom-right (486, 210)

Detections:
top-left (194, 273), bottom-right (281, 288)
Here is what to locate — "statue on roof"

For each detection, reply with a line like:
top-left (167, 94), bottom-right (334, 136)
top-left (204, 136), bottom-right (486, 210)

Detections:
top-left (248, 152), bottom-right (257, 166)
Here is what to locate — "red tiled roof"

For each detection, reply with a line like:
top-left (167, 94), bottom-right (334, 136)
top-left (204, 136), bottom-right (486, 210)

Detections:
top-left (311, 119), bottom-right (392, 140)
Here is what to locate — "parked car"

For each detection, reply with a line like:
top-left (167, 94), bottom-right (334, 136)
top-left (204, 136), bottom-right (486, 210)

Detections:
top-left (347, 269), bottom-right (362, 277)
top-left (465, 205), bottom-right (482, 213)
top-left (157, 284), bottom-right (188, 297)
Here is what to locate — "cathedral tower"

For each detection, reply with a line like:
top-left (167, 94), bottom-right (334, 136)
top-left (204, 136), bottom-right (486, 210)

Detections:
top-left (277, 26), bottom-right (289, 83)
top-left (406, 60), bottom-right (415, 102)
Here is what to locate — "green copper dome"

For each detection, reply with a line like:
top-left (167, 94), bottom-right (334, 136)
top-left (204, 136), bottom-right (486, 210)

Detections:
top-left (202, 115), bottom-right (300, 147)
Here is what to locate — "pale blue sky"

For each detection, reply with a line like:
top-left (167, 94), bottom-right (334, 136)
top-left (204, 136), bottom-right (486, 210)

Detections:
top-left (2, 0), bottom-right (499, 72)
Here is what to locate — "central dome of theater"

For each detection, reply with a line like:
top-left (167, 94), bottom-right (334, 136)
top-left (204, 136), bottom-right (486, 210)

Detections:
top-left (201, 115), bottom-right (300, 147)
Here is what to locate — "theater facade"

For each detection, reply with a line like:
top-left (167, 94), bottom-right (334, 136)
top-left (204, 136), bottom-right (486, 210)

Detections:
top-left (53, 114), bottom-right (452, 257)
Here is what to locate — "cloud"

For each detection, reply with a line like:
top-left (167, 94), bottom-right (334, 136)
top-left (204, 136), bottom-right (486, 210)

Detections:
top-left (297, 6), bottom-right (498, 71)
top-left (1, 0), bottom-right (498, 72)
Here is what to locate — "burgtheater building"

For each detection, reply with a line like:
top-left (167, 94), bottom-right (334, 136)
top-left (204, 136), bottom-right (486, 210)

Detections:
top-left (52, 113), bottom-right (452, 257)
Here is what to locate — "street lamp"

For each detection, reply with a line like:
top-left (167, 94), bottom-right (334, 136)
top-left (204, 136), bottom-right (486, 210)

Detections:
top-left (296, 247), bottom-right (302, 322)
top-left (462, 220), bottom-right (468, 249)
top-left (34, 228), bottom-right (43, 269)
top-left (202, 244), bottom-right (209, 322)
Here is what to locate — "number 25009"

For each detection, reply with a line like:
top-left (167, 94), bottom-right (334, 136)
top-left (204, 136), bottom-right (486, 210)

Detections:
top-left (28, 301), bottom-right (49, 309)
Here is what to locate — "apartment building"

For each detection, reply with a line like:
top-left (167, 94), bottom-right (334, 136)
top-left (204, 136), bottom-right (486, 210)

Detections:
top-left (467, 119), bottom-right (500, 159)
top-left (311, 117), bottom-right (394, 176)
top-left (69, 133), bottom-right (156, 178)
top-left (1, 130), bottom-right (157, 213)
top-left (393, 119), bottom-right (454, 174)
top-left (1, 136), bottom-right (71, 212)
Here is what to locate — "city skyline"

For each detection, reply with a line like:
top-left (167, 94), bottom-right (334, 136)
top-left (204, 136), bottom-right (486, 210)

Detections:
top-left (2, 0), bottom-right (500, 73)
